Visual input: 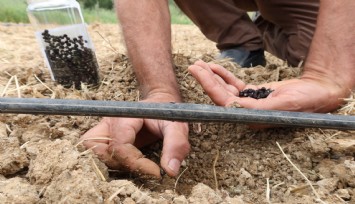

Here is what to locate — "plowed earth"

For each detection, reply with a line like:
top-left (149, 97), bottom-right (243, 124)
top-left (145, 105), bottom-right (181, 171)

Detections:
top-left (0, 23), bottom-right (354, 204)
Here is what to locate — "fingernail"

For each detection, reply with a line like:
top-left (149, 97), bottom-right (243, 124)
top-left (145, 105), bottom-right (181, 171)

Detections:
top-left (168, 158), bottom-right (181, 174)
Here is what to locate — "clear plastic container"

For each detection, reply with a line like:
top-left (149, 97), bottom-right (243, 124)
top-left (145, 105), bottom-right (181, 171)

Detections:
top-left (27, 0), bottom-right (100, 88)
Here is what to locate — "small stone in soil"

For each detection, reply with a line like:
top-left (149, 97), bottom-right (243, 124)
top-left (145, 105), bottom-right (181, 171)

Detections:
top-left (238, 87), bottom-right (273, 99)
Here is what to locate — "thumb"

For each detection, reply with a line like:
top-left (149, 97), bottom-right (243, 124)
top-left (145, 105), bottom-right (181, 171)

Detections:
top-left (160, 122), bottom-right (190, 177)
top-left (108, 143), bottom-right (161, 178)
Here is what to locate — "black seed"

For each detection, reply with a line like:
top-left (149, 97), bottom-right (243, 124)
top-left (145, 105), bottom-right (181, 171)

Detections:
top-left (239, 88), bottom-right (273, 99)
top-left (42, 31), bottom-right (99, 89)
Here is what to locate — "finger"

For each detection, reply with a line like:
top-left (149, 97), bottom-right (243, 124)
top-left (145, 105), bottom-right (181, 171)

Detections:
top-left (213, 74), bottom-right (238, 95)
top-left (97, 117), bottom-right (154, 149)
top-left (188, 64), bottom-right (236, 106)
top-left (160, 122), bottom-right (190, 177)
top-left (80, 118), bottom-right (137, 169)
top-left (194, 60), bottom-right (214, 73)
top-left (108, 143), bottom-right (161, 178)
top-left (108, 118), bottom-right (163, 178)
top-left (80, 118), bottom-right (113, 159)
top-left (80, 118), bottom-right (112, 145)
top-left (195, 60), bottom-right (239, 95)
top-left (209, 63), bottom-right (246, 90)
top-left (134, 129), bottom-right (160, 148)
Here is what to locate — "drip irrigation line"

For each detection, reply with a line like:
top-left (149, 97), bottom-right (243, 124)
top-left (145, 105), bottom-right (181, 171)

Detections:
top-left (0, 97), bottom-right (355, 130)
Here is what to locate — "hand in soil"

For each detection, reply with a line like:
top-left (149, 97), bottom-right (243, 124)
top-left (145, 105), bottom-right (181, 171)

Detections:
top-left (80, 99), bottom-right (190, 178)
top-left (188, 60), bottom-right (348, 113)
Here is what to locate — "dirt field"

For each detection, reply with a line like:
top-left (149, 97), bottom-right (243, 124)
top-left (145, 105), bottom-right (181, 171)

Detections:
top-left (0, 23), bottom-right (354, 204)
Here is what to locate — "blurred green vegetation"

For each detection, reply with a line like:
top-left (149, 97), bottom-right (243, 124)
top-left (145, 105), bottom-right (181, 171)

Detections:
top-left (0, 0), bottom-right (191, 24)
top-left (77, 0), bottom-right (113, 10)
top-left (0, 0), bottom-right (29, 23)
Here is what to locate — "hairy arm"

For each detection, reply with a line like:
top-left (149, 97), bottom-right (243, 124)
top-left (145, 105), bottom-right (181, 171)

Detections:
top-left (188, 0), bottom-right (355, 113)
top-left (115, 0), bottom-right (181, 101)
top-left (302, 0), bottom-right (355, 95)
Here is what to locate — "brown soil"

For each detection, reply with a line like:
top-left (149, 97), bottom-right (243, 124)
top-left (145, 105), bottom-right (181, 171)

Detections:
top-left (0, 23), bottom-right (354, 204)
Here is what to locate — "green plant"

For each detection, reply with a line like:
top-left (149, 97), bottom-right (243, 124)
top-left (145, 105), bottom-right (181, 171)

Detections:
top-left (77, 0), bottom-right (113, 10)
top-left (0, 0), bottom-right (29, 23)
top-left (0, 0), bottom-right (190, 24)
top-left (169, 3), bottom-right (191, 25)
top-left (83, 8), bottom-right (117, 24)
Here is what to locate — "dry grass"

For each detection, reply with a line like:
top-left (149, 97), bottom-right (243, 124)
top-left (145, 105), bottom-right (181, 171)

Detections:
top-left (105, 182), bottom-right (131, 204)
top-left (213, 150), bottom-right (220, 191)
top-left (174, 167), bottom-right (189, 193)
top-left (276, 142), bottom-right (326, 204)
top-left (339, 92), bottom-right (355, 115)
top-left (91, 157), bottom-right (106, 182)
top-left (75, 137), bottom-right (112, 147)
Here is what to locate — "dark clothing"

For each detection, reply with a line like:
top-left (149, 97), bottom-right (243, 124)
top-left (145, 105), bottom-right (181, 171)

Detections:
top-left (174, 0), bottom-right (319, 66)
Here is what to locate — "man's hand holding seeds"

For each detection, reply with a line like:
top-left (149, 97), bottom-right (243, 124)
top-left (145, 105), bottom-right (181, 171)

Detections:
top-left (81, 0), bottom-right (355, 178)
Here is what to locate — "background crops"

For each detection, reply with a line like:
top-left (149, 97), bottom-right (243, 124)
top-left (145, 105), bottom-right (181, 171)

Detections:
top-left (0, 0), bottom-right (191, 24)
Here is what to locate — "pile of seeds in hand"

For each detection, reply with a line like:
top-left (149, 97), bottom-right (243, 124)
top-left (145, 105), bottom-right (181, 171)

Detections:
top-left (42, 30), bottom-right (100, 88)
top-left (239, 87), bottom-right (273, 99)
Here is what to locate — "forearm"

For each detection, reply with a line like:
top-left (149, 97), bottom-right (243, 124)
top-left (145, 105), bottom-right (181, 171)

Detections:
top-left (302, 0), bottom-right (355, 91)
top-left (115, 0), bottom-right (181, 101)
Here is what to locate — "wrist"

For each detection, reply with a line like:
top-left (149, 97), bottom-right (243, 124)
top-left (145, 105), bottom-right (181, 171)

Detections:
top-left (302, 0), bottom-right (355, 92)
top-left (301, 63), bottom-right (354, 102)
top-left (302, 56), bottom-right (355, 93)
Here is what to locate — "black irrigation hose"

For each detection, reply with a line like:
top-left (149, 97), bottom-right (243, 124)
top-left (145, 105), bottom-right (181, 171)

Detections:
top-left (0, 97), bottom-right (355, 130)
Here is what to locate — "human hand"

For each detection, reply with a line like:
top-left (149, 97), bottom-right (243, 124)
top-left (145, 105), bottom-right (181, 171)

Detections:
top-left (80, 95), bottom-right (190, 178)
top-left (188, 60), bottom-right (349, 113)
